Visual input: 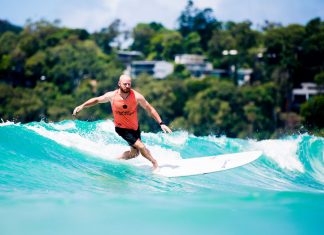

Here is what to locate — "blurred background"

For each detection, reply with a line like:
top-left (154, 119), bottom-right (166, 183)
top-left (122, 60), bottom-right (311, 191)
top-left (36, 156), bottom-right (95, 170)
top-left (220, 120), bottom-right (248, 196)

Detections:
top-left (0, 0), bottom-right (323, 138)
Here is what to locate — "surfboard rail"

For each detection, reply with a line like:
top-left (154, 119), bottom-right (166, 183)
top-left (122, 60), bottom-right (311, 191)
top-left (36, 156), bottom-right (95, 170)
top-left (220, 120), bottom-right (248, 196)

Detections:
top-left (154, 150), bottom-right (263, 177)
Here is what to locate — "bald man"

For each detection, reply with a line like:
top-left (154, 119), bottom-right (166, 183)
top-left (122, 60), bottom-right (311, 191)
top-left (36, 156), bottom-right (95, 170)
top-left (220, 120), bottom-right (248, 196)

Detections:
top-left (73, 74), bottom-right (172, 170)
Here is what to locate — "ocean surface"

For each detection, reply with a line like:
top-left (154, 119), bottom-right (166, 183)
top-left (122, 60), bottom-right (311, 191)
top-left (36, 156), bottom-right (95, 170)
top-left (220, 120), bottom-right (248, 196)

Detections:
top-left (0, 120), bottom-right (323, 235)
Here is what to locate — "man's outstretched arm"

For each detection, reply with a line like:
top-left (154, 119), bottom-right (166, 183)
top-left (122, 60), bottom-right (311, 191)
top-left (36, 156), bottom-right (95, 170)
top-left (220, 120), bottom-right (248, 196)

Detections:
top-left (136, 93), bottom-right (172, 133)
top-left (72, 92), bottom-right (112, 116)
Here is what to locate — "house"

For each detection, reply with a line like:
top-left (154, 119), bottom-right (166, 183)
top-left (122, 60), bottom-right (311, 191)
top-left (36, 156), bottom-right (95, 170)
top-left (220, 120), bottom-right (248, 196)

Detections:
top-left (127, 61), bottom-right (174, 79)
top-left (292, 83), bottom-right (321, 104)
top-left (175, 54), bottom-right (213, 77)
top-left (117, 50), bottom-right (143, 65)
top-left (204, 69), bottom-right (228, 78)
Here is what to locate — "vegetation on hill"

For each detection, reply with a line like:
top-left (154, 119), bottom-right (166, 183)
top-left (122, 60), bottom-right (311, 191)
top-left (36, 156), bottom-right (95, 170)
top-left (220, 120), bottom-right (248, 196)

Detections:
top-left (0, 1), bottom-right (323, 138)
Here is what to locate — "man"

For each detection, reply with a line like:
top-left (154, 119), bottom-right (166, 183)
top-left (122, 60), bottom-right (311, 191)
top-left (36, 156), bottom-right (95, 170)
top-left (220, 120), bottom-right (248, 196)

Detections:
top-left (72, 74), bottom-right (172, 170)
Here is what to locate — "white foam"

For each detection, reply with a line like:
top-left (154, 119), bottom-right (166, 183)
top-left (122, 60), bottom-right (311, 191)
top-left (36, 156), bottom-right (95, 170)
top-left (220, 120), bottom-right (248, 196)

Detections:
top-left (207, 135), bottom-right (229, 148)
top-left (26, 124), bottom-right (181, 168)
top-left (142, 131), bottom-right (189, 146)
top-left (250, 138), bottom-right (304, 172)
top-left (0, 120), bottom-right (19, 126)
top-left (27, 125), bottom-right (123, 159)
top-left (163, 131), bottom-right (189, 146)
top-left (96, 120), bottom-right (116, 133)
top-left (129, 145), bottom-right (182, 167)
top-left (48, 121), bottom-right (76, 131)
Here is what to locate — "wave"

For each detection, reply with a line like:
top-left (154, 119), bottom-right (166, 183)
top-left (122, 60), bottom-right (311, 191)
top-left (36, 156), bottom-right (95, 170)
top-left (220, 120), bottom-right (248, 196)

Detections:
top-left (1, 120), bottom-right (323, 195)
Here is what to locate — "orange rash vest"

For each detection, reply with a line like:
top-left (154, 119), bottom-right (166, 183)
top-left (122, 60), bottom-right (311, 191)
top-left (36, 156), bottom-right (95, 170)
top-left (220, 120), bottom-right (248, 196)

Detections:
top-left (111, 89), bottom-right (139, 130)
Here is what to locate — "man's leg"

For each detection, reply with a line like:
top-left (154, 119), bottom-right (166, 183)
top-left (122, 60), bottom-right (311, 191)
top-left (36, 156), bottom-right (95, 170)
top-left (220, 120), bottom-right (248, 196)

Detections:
top-left (133, 139), bottom-right (158, 170)
top-left (118, 146), bottom-right (139, 160)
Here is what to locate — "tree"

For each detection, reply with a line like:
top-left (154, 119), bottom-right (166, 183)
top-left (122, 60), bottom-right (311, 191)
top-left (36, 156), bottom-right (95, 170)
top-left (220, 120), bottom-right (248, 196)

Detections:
top-left (193, 8), bottom-right (219, 50)
top-left (3, 86), bottom-right (43, 122)
top-left (301, 95), bottom-right (324, 129)
top-left (207, 30), bottom-right (236, 67)
top-left (238, 82), bottom-right (277, 138)
top-left (183, 32), bottom-right (203, 54)
top-left (133, 75), bottom-right (186, 132)
top-left (0, 32), bottom-right (19, 83)
top-left (0, 19), bottom-right (22, 34)
top-left (131, 22), bottom-right (164, 56)
top-left (148, 31), bottom-right (183, 60)
top-left (225, 21), bottom-right (260, 64)
top-left (183, 78), bottom-right (238, 136)
top-left (177, 0), bottom-right (197, 37)
top-left (264, 24), bottom-right (306, 85)
top-left (37, 39), bottom-right (121, 93)
top-left (263, 24), bottom-right (307, 113)
top-left (0, 31), bottom-right (19, 54)
top-left (92, 19), bottom-right (122, 54)
top-left (177, 0), bottom-right (220, 50)
top-left (18, 20), bottom-right (63, 57)
top-left (299, 18), bottom-right (324, 84)
top-left (172, 64), bottom-right (191, 80)
top-left (314, 71), bottom-right (324, 89)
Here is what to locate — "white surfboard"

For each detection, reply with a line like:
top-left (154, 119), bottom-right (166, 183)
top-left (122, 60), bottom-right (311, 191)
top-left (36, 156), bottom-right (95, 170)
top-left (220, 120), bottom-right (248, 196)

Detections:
top-left (154, 151), bottom-right (262, 177)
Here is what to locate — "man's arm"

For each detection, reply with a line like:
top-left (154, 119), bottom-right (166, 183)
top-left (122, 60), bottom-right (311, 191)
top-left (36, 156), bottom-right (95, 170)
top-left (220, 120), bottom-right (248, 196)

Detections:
top-left (135, 92), bottom-right (172, 133)
top-left (72, 92), bottom-right (113, 116)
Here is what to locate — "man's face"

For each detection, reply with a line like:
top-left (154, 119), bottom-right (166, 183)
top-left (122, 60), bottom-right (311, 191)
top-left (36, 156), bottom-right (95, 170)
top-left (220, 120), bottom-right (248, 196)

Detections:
top-left (119, 79), bottom-right (131, 93)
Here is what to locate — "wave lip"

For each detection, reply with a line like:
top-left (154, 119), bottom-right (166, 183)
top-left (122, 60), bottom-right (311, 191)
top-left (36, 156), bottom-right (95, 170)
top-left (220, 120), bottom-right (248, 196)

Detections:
top-left (251, 138), bottom-right (304, 172)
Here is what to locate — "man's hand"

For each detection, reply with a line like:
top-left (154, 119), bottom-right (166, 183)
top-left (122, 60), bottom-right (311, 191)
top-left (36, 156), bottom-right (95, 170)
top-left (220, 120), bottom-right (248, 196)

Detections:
top-left (161, 124), bottom-right (172, 134)
top-left (72, 105), bottom-right (83, 116)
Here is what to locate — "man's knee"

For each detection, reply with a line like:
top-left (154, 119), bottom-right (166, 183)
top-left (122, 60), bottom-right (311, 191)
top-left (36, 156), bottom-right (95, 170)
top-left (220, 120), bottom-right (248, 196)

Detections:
top-left (133, 140), bottom-right (146, 151)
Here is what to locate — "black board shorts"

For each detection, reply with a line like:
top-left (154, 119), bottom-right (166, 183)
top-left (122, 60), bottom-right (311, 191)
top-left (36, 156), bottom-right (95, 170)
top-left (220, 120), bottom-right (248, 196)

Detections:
top-left (115, 127), bottom-right (141, 146)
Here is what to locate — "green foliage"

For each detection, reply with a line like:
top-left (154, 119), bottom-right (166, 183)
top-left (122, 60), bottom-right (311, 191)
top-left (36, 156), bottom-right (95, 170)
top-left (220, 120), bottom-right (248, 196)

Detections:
top-left (0, 14), bottom-right (323, 138)
top-left (92, 19), bottom-right (121, 54)
top-left (183, 79), bottom-right (238, 136)
top-left (148, 31), bottom-right (183, 60)
top-left (225, 21), bottom-right (260, 52)
top-left (238, 82), bottom-right (277, 138)
top-left (133, 75), bottom-right (187, 132)
top-left (207, 21), bottom-right (260, 70)
top-left (314, 72), bottom-right (324, 86)
top-left (183, 32), bottom-right (203, 54)
top-left (208, 30), bottom-right (236, 59)
top-left (172, 64), bottom-right (191, 80)
top-left (0, 20), bottom-right (22, 34)
top-left (301, 95), bottom-right (324, 129)
top-left (44, 40), bottom-right (107, 93)
top-left (47, 95), bottom-right (75, 121)
top-left (177, 0), bottom-right (220, 50)
top-left (25, 51), bottom-right (47, 77)
top-left (0, 32), bottom-right (18, 82)
top-left (131, 23), bottom-right (164, 56)
top-left (0, 84), bottom-right (43, 122)
top-left (0, 31), bottom-right (19, 54)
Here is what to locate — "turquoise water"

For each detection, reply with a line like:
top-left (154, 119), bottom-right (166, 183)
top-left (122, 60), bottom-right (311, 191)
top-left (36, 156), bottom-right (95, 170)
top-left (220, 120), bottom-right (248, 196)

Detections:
top-left (1, 120), bottom-right (323, 235)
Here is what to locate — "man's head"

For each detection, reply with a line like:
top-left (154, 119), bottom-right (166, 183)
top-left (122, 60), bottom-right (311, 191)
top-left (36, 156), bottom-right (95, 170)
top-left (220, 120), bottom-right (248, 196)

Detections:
top-left (118, 74), bottom-right (132, 93)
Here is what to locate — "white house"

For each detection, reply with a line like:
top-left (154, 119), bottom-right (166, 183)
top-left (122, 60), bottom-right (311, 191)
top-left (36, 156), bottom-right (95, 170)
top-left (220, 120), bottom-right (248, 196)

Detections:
top-left (127, 61), bottom-right (174, 79)
top-left (292, 83), bottom-right (321, 103)
top-left (117, 50), bottom-right (143, 65)
top-left (175, 54), bottom-right (213, 77)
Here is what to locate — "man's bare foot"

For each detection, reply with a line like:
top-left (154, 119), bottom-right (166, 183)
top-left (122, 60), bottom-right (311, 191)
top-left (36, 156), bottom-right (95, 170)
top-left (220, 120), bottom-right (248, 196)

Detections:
top-left (152, 160), bottom-right (159, 170)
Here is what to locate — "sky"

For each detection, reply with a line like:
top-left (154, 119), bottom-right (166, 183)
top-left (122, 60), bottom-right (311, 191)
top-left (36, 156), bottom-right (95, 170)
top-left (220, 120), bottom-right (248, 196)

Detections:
top-left (0, 0), bottom-right (323, 32)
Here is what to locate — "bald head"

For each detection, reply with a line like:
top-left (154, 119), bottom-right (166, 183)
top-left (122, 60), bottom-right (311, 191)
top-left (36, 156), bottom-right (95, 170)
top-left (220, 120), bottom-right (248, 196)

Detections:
top-left (119, 74), bottom-right (132, 83)
top-left (118, 74), bottom-right (132, 93)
